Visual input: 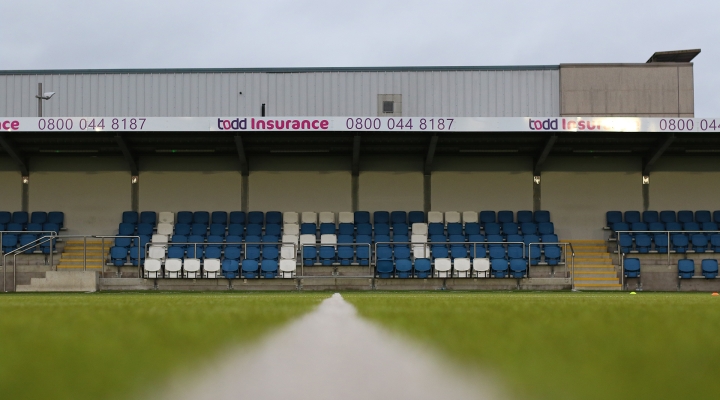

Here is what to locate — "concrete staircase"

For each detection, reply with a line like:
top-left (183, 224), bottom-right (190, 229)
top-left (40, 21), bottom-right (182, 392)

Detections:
top-left (57, 239), bottom-right (109, 270)
top-left (16, 271), bottom-right (98, 292)
top-left (568, 240), bottom-right (622, 291)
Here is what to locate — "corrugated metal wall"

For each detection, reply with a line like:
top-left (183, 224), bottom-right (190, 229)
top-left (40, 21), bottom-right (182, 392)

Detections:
top-left (0, 69), bottom-right (560, 118)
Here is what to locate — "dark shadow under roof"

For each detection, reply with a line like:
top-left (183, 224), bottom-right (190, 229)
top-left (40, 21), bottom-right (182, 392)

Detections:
top-left (647, 49), bottom-right (701, 63)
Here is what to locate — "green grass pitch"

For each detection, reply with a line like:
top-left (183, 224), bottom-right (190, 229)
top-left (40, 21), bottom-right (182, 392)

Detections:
top-left (1, 291), bottom-right (719, 400)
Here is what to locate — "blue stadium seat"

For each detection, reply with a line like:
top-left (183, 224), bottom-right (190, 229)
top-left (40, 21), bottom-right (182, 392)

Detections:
top-left (191, 223), bottom-right (208, 237)
top-left (261, 260), bottom-right (278, 278)
top-left (612, 222), bottom-right (629, 235)
top-left (516, 210), bottom-right (533, 224)
top-left (319, 223), bottom-right (336, 235)
top-left (337, 235), bottom-right (354, 265)
top-left (266, 211), bottom-right (282, 226)
top-left (524, 235), bottom-right (541, 265)
top-left (30, 212), bottom-right (47, 225)
top-left (677, 210), bottom-right (693, 224)
top-left (174, 223), bottom-right (191, 236)
top-left (428, 223), bottom-right (444, 236)
top-left (167, 246), bottom-right (185, 259)
top-left (506, 234), bottom-right (523, 249)
top-left (714, 211), bottom-right (720, 224)
top-left (414, 258), bottom-right (431, 278)
top-left (338, 223), bottom-right (354, 236)
top-left (507, 246), bottom-right (523, 260)
top-left (635, 234), bottom-right (651, 253)
top-left (678, 259), bottom-right (695, 279)
top-left (701, 259), bottom-right (719, 279)
top-left (140, 211), bottom-right (157, 226)
top-left (450, 244), bottom-right (468, 259)
top-left (177, 211), bottom-right (193, 225)
top-left (7, 223), bottom-right (23, 232)
top-left (19, 234), bottom-right (37, 253)
top-left (210, 211), bottom-right (227, 226)
top-left (46, 212), bottom-right (64, 229)
top-left (464, 222), bottom-right (480, 236)
top-left (186, 236), bottom-right (205, 258)
top-left (356, 235), bottom-right (371, 265)
top-left (696, 210), bottom-right (711, 223)
top-left (538, 222), bottom-right (554, 235)
top-left (248, 211), bottom-right (264, 226)
top-left (122, 211), bottom-right (138, 225)
top-left (544, 245), bottom-right (562, 266)
top-left (711, 234), bottom-right (720, 252)
top-left (502, 222), bottom-right (519, 236)
top-left (226, 235), bottom-right (242, 249)
top-left (683, 222), bottom-right (700, 232)
top-left (374, 223), bottom-right (390, 236)
top-left (206, 235), bottom-right (224, 249)
top-left (624, 258), bottom-right (641, 278)
top-left (376, 247), bottom-right (394, 278)
top-left (300, 223), bottom-right (316, 235)
top-left (479, 211), bottom-right (496, 226)
top-left (27, 223), bottom-right (42, 233)
top-left (395, 259), bottom-right (413, 278)
top-left (302, 240), bottom-right (317, 266)
top-left (666, 222), bottom-right (682, 233)
top-left (491, 259), bottom-right (509, 278)
top-left (446, 223), bottom-right (462, 236)
top-left (642, 211), bottom-right (658, 223)
top-left (630, 222), bottom-right (648, 233)
top-left (618, 233), bottom-right (633, 253)
top-left (2, 234), bottom-right (17, 252)
top-left (624, 211), bottom-right (640, 224)
top-left (393, 223), bottom-right (409, 237)
top-left (227, 224), bottom-right (244, 237)
top-left (229, 211), bottom-right (246, 225)
top-left (430, 234), bottom-right (447, 243)
top-left (137, 223), bottom-right (154, 237)
top-left (395, 245), bottom-right (411, 260)
top-left (118, 223), bottom-right (135, 236)
top-left (534, 210), bottom-right (550, 223)
top-left (246, 224), bottom-right (263, 236)
top-left (110, 246), bottom-right (128, 266)
top-left (0, 211), bottom-right (11, 225)
top-left (223, 259), bottom-right (241, 279)
top-left (129, 246), bottom-right (145, 266)
top-left (193, 211), bottom-right (210, 226)
top-left (672, 235), bottom-right (689, 253)
top-left (373, 211), bottom-right (390, 225)
top-left (484, 223), bottom-right (501, 235)
top-left (354, 211), bottom-right (370, 225)
top-left (390, 211), bottom-right (407, 225)
top-left (353, 223), bottom-right (370, 236)
top-left (265, 224), bottom-right (281, 237)
top-left (486, 234), bottom-right (503, 248)
top-left (702, 222), bottom-right (718, 232)
top-left (408, 211), bottom-right (425, 224)
top-left (691, 234), bottom-right (708, 253)
top-left (497, 211), bottom-right (514, 224)
top-left (489, 246), bottom-right (506, 260)
top-left (521, 222), bottom-right (537, 235)
top-left (509, 258), bottom-right (528, 278)
top-left (225, 246), bottom-right (241, 261)
top-left (468, 234), bottom-right (486, 258)
top-left (648, 222), bottom-right (665, 231)
top-left (653, 233), bottom-right (669, 253)
top-left (209, 224), bottom-right (226, 236)
top-left (606, 211), bottom-right (622, 229)
top-left (660, 210), bottom-right (676, 224)
top-left (116, 237), bottom-right (133, 248)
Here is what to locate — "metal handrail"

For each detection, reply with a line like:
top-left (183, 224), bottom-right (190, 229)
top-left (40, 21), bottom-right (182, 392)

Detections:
top-left (3, 233), bottom-right (58, 292)
top-left (299, 242), bottom-right (373, 277)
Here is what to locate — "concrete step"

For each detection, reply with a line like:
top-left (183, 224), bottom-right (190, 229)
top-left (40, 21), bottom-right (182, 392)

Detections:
top-left (575, 277), bottom-right (620, 285)
top-left (16, 271), bottom-right (98, 292)
top-left (61, 253), bottom-right (104, 259)
top-left (574, 283), bottom-right (622, 290)
top-left (574, 271), bottom-right (617, 278)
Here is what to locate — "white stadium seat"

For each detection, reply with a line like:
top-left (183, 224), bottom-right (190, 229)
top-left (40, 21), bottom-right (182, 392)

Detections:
top-left (320, 234), bottom-right (337, 245)
top-left (462, 211), bottom-right (478, 224)
top-left (473, 258), bottom-right (490, 278)
top-left (411, 234), bottom-right (429, 258)
top-left (319, 212), bottom-right (335, 224)
top-left (434, 258), bottom-right (452, 278)
top-left (148, 245), bottom-right (166, 260)
top-left (158, 212), bottom-right (174, 225)
top-left (453, 258), bottom-right (471, 278)
top-left (299, 234), bottom-right (316, 245)
top-left (183, 258), bottom-right (201, 278)
top-left (279, 259), bottom-right (296, 278)
top-left (445, 211), bottom-right (461, 224)
top-left (157, 223), bottom-right (173, 236)
top-left (151, 234), bottom-right (168, 244)
top-left (301, 212), bottom-right (317, 224)
top-left (281, 234), bottom-right (298, 259)
top-left (427, 211), bottom-right (443, 224)
top-left (144, 258), bottom-right (162, 279)
top-left (283, 223), bottom-right (299, 236)
top-left (164, 258), bottom-right (182, 278)
top-left (283, 211), bottom-right (299, 225)
top-left (338, 212), bottom-right (354, 224)
top-left (203, 258), bottom-right (221, 278)
top-left (411, 223), bottom-right (428, 235)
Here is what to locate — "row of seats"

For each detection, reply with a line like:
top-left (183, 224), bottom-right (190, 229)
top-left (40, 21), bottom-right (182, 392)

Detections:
top-left (143, 258), bottom-right (295, 279)
top-left (0, 211), bottom-right (64, 228)
top-left (612, 221), bottom-right (720, 234)
top-left (624, 257), bottom-right (720, 279)
top-left (121, 210), bottom-right (553, 227)
top-left (607, 210), bottom-right (720, 229)
top-left (617, 233), bottom-right (720, 254)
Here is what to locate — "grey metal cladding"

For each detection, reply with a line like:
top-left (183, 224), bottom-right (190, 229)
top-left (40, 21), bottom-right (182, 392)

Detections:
top-left (0, 69), bottom-right (560, 118)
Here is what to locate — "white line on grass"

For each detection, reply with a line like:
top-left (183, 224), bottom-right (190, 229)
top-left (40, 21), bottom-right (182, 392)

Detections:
top-left (154, 293), bottom-right (500, 400)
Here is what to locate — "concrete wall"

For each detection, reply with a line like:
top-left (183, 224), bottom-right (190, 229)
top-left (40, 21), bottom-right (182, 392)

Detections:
top-left (649, 157), bottom-right (720, 211)
top-left (249, 156), bottom-right (351, 212)
top-left (542, 157), bottom-right (643, 240)
top-left (431, 156), bottom-right (533, 212)
top-left (28, 157), bottom-right (129, 235)
top-left (139, 156), bottom-right (243, 214)
top-left (560, 63), bottom-right (694, 117)
top-left (358, 155), bottom-right (424, 212)
top-left (0, 158), bottom-right (21, 211)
